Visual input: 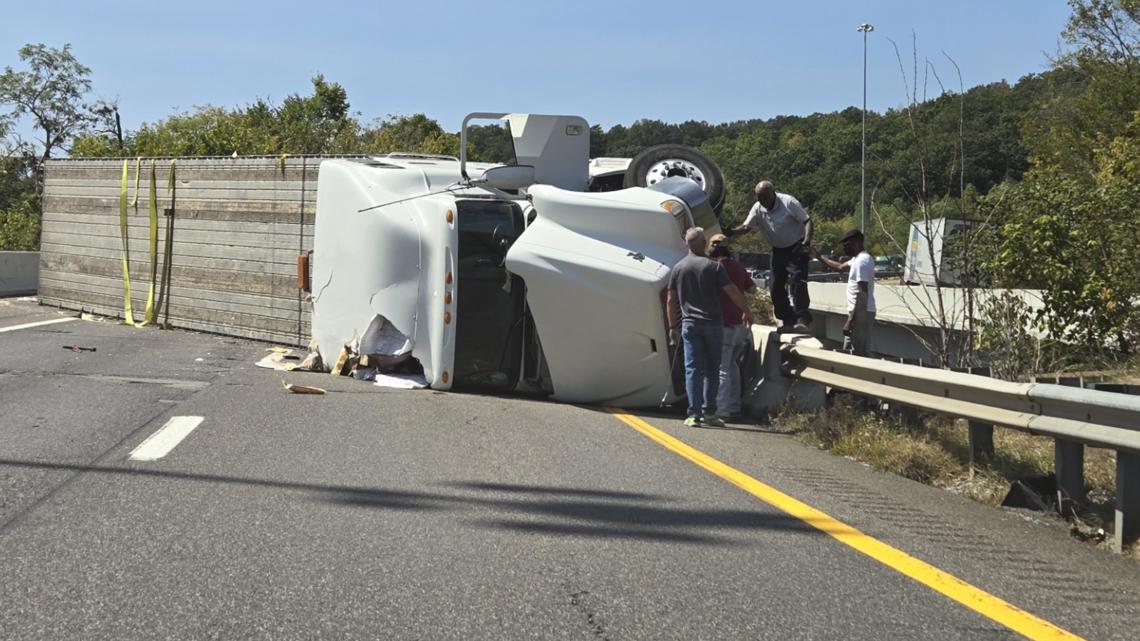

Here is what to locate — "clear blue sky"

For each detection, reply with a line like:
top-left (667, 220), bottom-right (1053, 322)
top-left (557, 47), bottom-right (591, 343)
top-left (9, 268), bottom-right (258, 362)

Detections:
top-left (1, 0), bottom-right (1073, 133)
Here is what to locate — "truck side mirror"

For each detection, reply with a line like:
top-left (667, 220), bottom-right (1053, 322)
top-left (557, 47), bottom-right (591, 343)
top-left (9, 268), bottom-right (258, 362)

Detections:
top-left (478, 165), bottom-right (536, 191)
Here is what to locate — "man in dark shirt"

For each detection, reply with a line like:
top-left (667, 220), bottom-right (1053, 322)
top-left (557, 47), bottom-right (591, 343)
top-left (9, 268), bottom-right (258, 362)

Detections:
top-left (667, 227), bottom-right (753, 427)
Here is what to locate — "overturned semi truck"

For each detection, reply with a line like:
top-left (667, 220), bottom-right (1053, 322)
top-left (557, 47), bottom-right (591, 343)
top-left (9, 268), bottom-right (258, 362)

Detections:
top-left (311, 113), bottom-right (726, 407)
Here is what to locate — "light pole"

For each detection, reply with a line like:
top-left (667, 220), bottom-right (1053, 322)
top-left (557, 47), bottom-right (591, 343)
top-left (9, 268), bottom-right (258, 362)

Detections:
top-left (857, 22), bottom-right (874, 233)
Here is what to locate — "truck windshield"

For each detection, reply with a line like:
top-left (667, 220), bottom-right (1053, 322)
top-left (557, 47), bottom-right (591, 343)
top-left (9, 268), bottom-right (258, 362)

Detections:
top-left (452, 200), bottom-right (526, 390)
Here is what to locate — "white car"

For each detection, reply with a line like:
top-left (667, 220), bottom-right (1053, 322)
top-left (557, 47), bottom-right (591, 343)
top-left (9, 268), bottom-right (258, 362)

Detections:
top-left (311, 113), bottom-right (724, 407)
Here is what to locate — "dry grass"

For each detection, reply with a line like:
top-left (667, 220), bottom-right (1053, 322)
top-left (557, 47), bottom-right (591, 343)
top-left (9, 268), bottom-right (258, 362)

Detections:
top-left (781, 394), bottom-right (1133, 558)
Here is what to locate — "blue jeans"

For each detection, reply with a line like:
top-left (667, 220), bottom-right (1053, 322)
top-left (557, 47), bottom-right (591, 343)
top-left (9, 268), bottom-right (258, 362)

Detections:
top-left (682, 319), bottom-right (723, 418)
top-left (717, 324), bottom-right (751, 417)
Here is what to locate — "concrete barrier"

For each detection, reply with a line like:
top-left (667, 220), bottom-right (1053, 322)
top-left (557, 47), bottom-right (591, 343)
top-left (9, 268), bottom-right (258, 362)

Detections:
top-left (806, 282), bottom-right (1045, 362)
top-left (0, 251), bottom-right (39, 296)
top-left (744, 325), bottom-right (826, 417)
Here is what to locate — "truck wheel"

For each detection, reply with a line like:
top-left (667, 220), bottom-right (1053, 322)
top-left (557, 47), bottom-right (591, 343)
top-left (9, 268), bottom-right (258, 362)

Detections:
top-left (622, 144), bottom-right (725, 213)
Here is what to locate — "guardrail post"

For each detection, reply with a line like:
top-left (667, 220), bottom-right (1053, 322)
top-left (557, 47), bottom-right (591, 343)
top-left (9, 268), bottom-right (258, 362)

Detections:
top-left (967, 367), bottom-right (994, 466)
top-left (1054, 440), bottom-right (1085, 507)
top-left (1115, 452), bottom-right (1140, 553)
top-left (1054, 377), bottom-right (1086, 508)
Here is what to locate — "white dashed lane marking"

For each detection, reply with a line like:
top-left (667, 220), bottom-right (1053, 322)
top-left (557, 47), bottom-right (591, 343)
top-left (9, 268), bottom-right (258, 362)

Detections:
top-left (0, 317), bottom-right (77, 333)
top-left (128, 417), bottom-right (205, 461)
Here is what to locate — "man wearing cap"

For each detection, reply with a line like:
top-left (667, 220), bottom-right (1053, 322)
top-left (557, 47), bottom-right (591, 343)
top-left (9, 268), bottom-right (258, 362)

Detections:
top-left (707, 233), bottom-right (756, 419)
top-left (728, 181), bottom-right (813, 332)
top-left (667, 227), bottom-right (754, 427)
top-left (814, 229), bottom-right (876, 355)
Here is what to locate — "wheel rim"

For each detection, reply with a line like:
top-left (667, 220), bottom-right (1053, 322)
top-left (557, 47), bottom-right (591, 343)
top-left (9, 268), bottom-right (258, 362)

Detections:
top-left (644, 158), bottom-right (706, 190)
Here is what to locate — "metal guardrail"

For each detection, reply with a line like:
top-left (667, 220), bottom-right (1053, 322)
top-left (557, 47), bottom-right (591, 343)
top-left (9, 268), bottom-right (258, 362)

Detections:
top-left (784, 340), bottom-right (1140, 553)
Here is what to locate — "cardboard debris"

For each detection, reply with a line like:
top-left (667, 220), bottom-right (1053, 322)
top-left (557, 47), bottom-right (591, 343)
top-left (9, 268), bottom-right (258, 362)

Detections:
top-left (256, 352), bottom-right (302, 371)
top-left (282, 381), bottom-right (326, 395)
top-left (373, 373), bottom-right (428, 390)
top-left (330, 344), bottom-right (357, 377)
top-left (256, 348), bottom-right (323, 372)
top-left (297, 350), bottom-right (322, 371)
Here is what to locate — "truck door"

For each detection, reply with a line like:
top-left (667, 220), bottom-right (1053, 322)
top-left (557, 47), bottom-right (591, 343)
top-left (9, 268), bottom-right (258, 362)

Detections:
top-left (452, 200), bottom-right (526, 390)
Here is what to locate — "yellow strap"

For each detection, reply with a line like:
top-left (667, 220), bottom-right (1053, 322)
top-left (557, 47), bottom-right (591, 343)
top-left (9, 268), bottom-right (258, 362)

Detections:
top-left (156, 160), bottom-right (176, 327)
top-left (130, 157), bottom-right (141, 207)
top-left (118, 160), bottom-right (136, 325)
top-left (138, 160), bottom-right (159, 325)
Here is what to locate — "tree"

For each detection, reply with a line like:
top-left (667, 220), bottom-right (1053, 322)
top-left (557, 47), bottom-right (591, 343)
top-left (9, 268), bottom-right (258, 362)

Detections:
top-left (73, 75), bottom-right (359, 158)
top-left (0, 151), bottom-right (38, 250)
top-left (360, 114), bottom-right (458, 156)
top-left (262, 74), bottom-right (356, 154)
top-left (987, 0), bottom-right (1140, 354)
top-left (464, 124), bottom-right (515, 164)
top-left (0, 43), bottom-right (115, 169)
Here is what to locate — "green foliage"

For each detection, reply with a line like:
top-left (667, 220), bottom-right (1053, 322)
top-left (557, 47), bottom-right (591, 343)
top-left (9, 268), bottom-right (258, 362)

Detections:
top-left (0, 198), bottom-right (39, 250)
top-left (987, 0), bottom-right (1140, 353)
top-left (975, 291), bottom-right (1048, 380)
top-left (0, 43), bottom-right (115, 164)
top-left (360, 114), bottom-right (458, 156)
top-left (0, 153), bottom-right (38, 250)
top-left (73, 75), bottom-right (357, 157)
top-left (990, 172), bottom-right (1140, 350)
top-left (464, 124), bottom-right (515, 164)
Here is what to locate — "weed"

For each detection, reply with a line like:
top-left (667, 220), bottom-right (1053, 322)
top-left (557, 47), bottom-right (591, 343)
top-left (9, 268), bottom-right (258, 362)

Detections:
top-left (781, 393), bottom-right (1125, 555)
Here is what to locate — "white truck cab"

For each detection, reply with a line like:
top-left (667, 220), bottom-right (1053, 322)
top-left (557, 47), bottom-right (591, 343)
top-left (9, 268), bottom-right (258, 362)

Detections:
top-left (311, 113), bottom-right (721, 407)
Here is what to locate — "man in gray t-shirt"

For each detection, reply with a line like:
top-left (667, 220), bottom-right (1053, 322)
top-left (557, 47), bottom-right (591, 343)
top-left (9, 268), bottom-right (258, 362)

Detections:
top-left (666, 227), bottom-right (753, 427)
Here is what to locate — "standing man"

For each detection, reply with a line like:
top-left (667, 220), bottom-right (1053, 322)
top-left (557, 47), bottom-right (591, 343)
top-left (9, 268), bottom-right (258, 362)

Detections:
top-left (814, 229), bottom-right (876, 355)
top-left (707, 233), bottom-right (756, 420)
top-left (729, 181), bottom-right (813, 332)
top-left (667, 227), bottom-right (754, 428)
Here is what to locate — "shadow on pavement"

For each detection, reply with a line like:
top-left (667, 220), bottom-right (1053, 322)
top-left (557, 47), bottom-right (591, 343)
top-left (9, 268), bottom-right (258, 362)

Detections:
top-left (0, 458), bottom-right (830, 546)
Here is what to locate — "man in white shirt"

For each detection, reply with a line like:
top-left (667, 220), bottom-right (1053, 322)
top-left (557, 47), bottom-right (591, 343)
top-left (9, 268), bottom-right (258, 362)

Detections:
top-left (814, 229), bottom-right (876, 355)
top-left (728, 181), bottom-right (813, 332)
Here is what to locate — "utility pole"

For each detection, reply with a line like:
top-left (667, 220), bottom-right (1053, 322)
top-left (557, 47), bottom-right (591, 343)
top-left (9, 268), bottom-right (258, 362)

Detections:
top-left (857, 22), bottom-right (874, 233)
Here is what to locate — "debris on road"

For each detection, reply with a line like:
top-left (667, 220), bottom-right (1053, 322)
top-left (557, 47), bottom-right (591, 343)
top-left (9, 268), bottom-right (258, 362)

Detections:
top-left (256, 348), bottom-right (323, 372)
top-left (327, 336), bottom-right (425, 388)
top-left (282, 381), bottom-right (326, 395)
top-left (296, 350), bottom-right (322, 371)
top-left (1070, 524), bottom-right (1107, 544)
top-left (374, 373), bottom-right (428, 390)
top-left (1001, 474), bottom-right (1057, 512)
top-left (329, 343), bottom-right (357, 377)
top-left (256, 352), bottom-right (303, 371)
top-left (62, 345), bottom-right (97, 353)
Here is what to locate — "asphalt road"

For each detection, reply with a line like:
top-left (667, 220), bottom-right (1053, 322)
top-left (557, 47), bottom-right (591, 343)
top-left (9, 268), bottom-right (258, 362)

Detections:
top-left (2, 297), bottom-right (1139, 640)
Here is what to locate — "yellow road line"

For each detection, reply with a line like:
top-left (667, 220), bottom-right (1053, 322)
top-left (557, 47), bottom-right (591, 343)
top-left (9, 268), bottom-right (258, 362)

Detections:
top-left (611, 411), bottom-right (1085, 641)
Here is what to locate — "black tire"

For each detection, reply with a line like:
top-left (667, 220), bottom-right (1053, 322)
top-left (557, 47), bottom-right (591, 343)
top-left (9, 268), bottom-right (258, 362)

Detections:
top-left (621, 144), bottom-right (726, 214)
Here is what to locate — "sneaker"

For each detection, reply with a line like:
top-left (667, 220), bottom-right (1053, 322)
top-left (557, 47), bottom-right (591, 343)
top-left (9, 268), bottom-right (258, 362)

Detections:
top-left (792, 322), bottom-right (810, 333)
top-left (702, 415), bottom-right (726, 428)
top-left (683, 416), bottom-right (701, 427)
